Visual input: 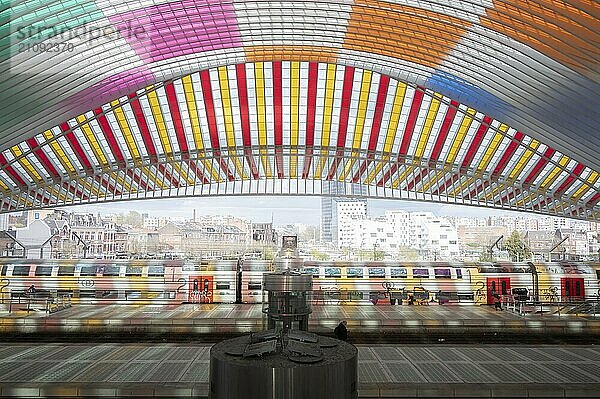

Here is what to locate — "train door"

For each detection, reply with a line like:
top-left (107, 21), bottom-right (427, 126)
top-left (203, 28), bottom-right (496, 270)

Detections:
top-left (561, 278), bottom-right (584, 302)
top-left (188, 276), bottom-right (213, 303)
top-left (486, 277), bottom-right (511, 305)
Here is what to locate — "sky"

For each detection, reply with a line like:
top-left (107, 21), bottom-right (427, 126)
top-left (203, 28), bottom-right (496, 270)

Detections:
top-left (63, 196), bottom-right (526, 226)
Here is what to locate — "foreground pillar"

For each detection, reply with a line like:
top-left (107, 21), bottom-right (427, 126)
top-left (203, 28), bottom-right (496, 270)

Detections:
top-left (209, 331), bottom-right (358, 399)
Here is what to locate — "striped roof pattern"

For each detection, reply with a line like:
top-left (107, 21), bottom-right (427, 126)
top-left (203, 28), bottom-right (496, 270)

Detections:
top-left (0, 1), bottom-right (598, 218)
top-left (0, 61), bottom-right (598, 219)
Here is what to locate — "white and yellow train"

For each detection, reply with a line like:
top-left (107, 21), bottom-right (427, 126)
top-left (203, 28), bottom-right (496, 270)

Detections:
top-left (0, 259), bottom-right (598, 305)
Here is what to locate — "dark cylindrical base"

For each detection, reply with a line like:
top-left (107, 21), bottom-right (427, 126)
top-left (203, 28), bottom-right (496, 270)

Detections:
top-left (209, 335), bottom-right (357, 399)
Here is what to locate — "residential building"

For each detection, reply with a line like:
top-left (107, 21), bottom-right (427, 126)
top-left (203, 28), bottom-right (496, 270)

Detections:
top-left (321, 182), bottom-right (367, 243)
top-left (0, 213), bottom-right (8, 231)
top-left (526, 230), bottom-right (559, 260)
top-left (457, 225), bottom-right (509, 249)
top-left (157, 221), bottom-right (250, 258)
top-left (557, 229), bottom-right (589, 259)
top-left (335, 200), bottom-right (368, 248)
top-left (252, 222), bottom-right (276, 245)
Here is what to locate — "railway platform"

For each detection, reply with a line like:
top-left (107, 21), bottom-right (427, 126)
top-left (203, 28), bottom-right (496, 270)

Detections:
top-left (1, 303), bottom-right (599, 343)
top-left (1, 342), bottom-right (599, 397)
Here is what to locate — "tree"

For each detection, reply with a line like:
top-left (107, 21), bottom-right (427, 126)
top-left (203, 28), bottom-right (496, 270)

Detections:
top-left (397, 246), bottom-right (419, 261)
top-left (310, 250), bottom-right (330, 261)
top-left (124, 211), bottom-right (143, 228)
top-left (504, 230), bottom-right (531, 262)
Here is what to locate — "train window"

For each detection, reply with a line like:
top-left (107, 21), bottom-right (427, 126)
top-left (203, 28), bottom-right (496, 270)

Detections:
top-left (347, 268), bottom-right (363, 278)
top-left (596, 270), bottom-right (600, 280)
top-left (301, 267), bottom-right (319, 277)
top-left (58, 266), bottom-right (75, 276)
top-left (391, 268), bottom-right (407, 278)
top-left (102, 266), bottom-right (121, 277)
top-left (434, 269), bottom-right (451, 279)
top-left (79, 266), bottom-right (96, 276)
top-left (216, 282), bottom-right (231, 290)
top-left (147, 266), bottom-right (164, 277)
top-left (1, 266), bottom-right (7, 276)
top-left (12, 266), bottom-right (30, 276)
top-left (35, 266), bottom-right (53, 276)
top-left (368, 268), bottom-right (385, 278)
top-left (125, 266), bottom-right (142, 276)
top-left (575, 281), bottom-right (582, 297)
top-left (413, 269), bottom-right (429, 278)
top-left (248, 282), bottom-right (262, 290)
top-left (456, 269), bottom-right (463, 279)
top-left (324, 268), bottom-right (341, 278)
top-left (79, 290), bottom-right (95, 298)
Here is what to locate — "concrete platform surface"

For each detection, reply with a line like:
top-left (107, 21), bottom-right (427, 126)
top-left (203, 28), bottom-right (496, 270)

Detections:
top-left (1, 343), bottom-right (599, 397)
top-left (1, 304), bottom-right (598, 340)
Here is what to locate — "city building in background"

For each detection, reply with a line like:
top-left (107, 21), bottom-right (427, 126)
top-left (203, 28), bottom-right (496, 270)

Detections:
top-left (0, 213), bottom-right (8, 231)
top-left (321, 182), bottom-right (367, 243)
top-left (1, 207), bottom-right (598, 261)
top-left (334, 201), bottom-right (368, 248)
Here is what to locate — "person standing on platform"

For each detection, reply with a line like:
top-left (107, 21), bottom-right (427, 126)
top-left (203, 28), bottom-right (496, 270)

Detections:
top-left (334, 320), bottom-right (348, 341)
top-left (493, 291), bottom-right (502, 310)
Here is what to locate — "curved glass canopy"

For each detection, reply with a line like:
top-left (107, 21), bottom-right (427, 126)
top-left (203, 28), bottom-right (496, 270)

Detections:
top-left (0, 1), bottom-right (598, 219)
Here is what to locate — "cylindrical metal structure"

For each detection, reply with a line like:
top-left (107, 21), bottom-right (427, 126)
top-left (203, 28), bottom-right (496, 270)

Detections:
top-left (263, 272), bottom-right (312, 331)
top-left (209, 335), bottom-right (358, 399)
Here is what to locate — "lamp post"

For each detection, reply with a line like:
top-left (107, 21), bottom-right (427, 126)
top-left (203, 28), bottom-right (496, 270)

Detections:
top-left (373, 242), bottom-right (379, 261)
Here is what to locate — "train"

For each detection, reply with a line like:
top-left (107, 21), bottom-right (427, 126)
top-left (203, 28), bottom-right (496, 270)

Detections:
top-left (1, 259), bottom-right (599, 306)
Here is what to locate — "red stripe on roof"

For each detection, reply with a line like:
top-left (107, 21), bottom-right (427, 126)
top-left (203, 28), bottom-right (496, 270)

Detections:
top-left (431, 175), bottom-right (456, 196)
top-left (128, 94), bottom-right (158, 158)
top-left (62, 182), bottom-right (89, 201)
top-left (429, 100), bottom-right (459, 167)
top-left (187, 160), bottom-right (209, 184)
top-left (377, 87), bottom-right (425, 186)
top-left (554, 163), bottom-right (585, 196)
top-left (200, 70), bottom-right (220, 150)
top-left (368, 75), bottom-right (390, 151)
top-left (406, 169), bottom-right (429, 191)
top-left (468, 180), bottom-right (490, 199)
top-left (491, 131), bottom-right (524, 178)
top-left (157, 164), bottom-right (179, 188)
top-left (200, 69), bottom-right (234, 181)
top-left (235, 64), bottom-right (259, 179)
top-left (499, 187), bottom-right (520, 204)
top-left (523, 147), bottom-right (556, 186)
top-left (59, 122), bottom-right (92, 170)
top-left (126, 169), bottom-right (149, 191)
top-left (236, 64), bottom-right (252, 147)
top-left (164, 82), bottom-right (189, 156)
top-left (302, 62), bottom-right (319, 179)
top-left (352, 74), bottom-right (389, 183)
top-left (26, 138), bottom-right (59, 178)
top-left (398, 87), bottom-right (424, 159)
top-left (93, 108), bottom-right (125, 162)
top-left (97, 174), bottom-right (122, 196)
top-left (376, 164), bottom-right (397, 187)
top-left (585, 192), bottom-right (600, 208)
top-left (0, 153), bottom-right (26, 187)
top-left (460, 115), bottom-right (492, 172)
top-left (327, 66), bottom-right (354, 181)
top-left (273, 61), bottom-right (284, 178)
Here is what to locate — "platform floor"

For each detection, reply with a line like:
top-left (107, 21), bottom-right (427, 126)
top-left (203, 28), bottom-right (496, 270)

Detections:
top-left (1, 303), bottom-right (598, 340)
top-left (1, 343), bottom-right (599, 397)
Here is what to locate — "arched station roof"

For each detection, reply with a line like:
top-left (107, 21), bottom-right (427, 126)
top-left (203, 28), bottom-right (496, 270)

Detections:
top-left (0, 1), bottom-right (598, 219)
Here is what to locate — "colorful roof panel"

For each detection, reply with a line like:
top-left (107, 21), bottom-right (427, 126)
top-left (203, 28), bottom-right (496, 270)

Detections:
top-left (0, 61), bottom-right (598, 219)
top-left (0, 1), bottom-right (598, 218)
